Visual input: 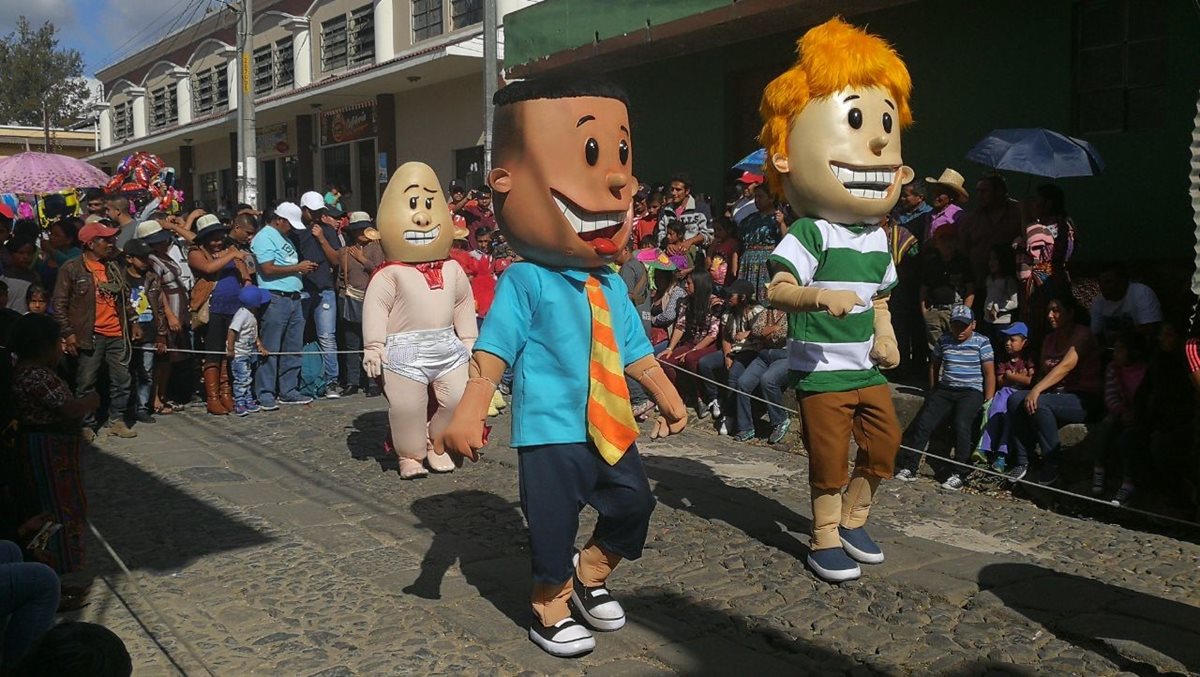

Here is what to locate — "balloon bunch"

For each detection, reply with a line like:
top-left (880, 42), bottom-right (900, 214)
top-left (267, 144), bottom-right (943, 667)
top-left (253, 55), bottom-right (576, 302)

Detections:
top-left (105, 152), bottom-right (185, 214)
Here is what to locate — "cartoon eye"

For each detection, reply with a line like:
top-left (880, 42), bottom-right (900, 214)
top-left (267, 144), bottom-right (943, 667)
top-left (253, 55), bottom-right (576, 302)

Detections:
top-left (425, 198), bottom-right (433, 209)
top-left (882, 112), bottom-right (893, 134)
top-left (619, 139), bottom-right (630, 165)
top-left (848, 108), bottom-right (863, 130)
top-left (408, 196), bottom-right (418, 209)
top-left (585, 138), bottom-right (599, 166)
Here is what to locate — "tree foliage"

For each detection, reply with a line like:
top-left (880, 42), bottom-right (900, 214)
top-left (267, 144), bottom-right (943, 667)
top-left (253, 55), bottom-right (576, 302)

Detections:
top-left (0, 17), bottom-right (89, 134)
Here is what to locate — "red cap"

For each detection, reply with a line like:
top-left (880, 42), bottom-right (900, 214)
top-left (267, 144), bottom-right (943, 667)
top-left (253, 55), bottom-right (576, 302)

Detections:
top-left (78, 221), bottom-right (120, 243)
top-left (0, 204), bottom-right (13, 220)
top-left (737, 171), bottom-right (764, 185)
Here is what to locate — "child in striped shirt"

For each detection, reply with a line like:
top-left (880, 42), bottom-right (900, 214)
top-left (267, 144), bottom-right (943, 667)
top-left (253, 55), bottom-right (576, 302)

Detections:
top-left (894, 305), bottom-right (996, 491)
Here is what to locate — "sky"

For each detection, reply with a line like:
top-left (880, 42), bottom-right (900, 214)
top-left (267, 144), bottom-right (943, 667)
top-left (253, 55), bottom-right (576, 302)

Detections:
top-left (0, 0), bottom-right (210, 88)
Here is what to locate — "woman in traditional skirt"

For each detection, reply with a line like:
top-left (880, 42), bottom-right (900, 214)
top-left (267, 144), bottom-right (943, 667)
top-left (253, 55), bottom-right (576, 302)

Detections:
top-left (736, 184), bottom-right (788, 304)
top-left (8, 314), bottom-right (99, 580)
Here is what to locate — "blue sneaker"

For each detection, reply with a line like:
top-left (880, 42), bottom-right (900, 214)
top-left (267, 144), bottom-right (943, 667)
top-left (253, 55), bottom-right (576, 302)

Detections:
top-left (280, 395), bottom-right (313, 406)
top-left (807, 547), bottom-right (861, 583)
top-left (234, 403), bottom-right (250, 417)
top-left (838, 526), bottom-right (884, 564)
top-left (258, 399), bottom-right (279, 412)
top-left (732, 429), bottom-right (755, 442)
top-left (244, 401), bottom-right (261, 414)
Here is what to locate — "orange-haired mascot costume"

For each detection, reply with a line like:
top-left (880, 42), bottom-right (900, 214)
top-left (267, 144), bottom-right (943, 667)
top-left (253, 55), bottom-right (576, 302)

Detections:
top-left (436, 79), bottom-right (687, 658)
top-left (363, 162), bottom-right (477, 479)
top-left (761, 18), bottom-right (913, 583)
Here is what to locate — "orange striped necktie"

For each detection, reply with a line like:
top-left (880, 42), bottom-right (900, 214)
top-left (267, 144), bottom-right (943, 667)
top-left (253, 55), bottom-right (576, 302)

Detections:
top-left (585, 275), bottom-right (640, 464)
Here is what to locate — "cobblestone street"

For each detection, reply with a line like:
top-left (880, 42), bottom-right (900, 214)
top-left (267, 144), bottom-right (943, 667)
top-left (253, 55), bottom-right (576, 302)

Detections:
top-left (71, 395), bottom-right (1200, 676)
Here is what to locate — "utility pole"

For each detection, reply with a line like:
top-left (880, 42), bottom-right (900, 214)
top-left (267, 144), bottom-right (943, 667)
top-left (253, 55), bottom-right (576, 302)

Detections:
top-left (236, 0), bottom-right (257, 208)
top-left (482, 0), bottom-right (498, 174)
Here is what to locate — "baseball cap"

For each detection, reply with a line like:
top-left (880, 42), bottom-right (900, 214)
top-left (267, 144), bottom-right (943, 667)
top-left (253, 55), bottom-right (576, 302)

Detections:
top-left (274, 201), bottom-right (304, 230)
top-left (1000, 322), bottom-right (1029, 338)
top-left (737, 171), bottom-right (765, 185)
top-left (78, 221), bottom-right (120, 243)
top-left (300, 191), bottom-right (326, 212)
top-left (124, 238), bottom-right (152, 257)
top-left (950, 304), bottom-right (974, 324)
top-left (237, 285), bottom-right (272, 309)
top-left (448, 181), bottom-right (465, 194)
top-left (345, 212), bottom-right (373, 230)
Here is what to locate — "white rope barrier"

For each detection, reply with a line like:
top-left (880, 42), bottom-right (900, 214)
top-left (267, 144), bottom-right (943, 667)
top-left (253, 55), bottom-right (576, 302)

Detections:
top-left (128, 345), bottom-right (1200, 529)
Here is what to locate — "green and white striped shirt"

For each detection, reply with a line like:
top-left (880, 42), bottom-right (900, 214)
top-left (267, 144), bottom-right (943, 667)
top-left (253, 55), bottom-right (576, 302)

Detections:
top-left (768, 218), bottom-right (897, 393)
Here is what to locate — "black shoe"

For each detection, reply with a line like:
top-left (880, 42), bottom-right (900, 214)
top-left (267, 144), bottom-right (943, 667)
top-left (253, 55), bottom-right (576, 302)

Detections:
top-left (365, 386), bottom-right (382, 398)
top-left (570, 573), bottom-right (627, 631)
top-left (528, 617), bottom-right (595, 657)
top-left (342, 385), bottom-right (361, 397)
top-left (134, 412), bottom-right (155, 424)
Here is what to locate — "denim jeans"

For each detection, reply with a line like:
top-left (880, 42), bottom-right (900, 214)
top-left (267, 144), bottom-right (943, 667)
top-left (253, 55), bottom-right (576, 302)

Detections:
top-left (1007, 390), bottom-right (1094, 468)
top-left (697, 350), bottom-right (758, 406)
top-left (0, 540), bottom-right (60, 665)
top-left (231, 354), bottom-right (258, 406)
top-left (130, 344), bottom-right (156, 417)
top-left (304, 288), bottom-right (339, 383)
top-left (897, 386), bottom-right (985, 473)
top-left (76, 334), bottom-right (130, 427)
top-left (342, 320), bottom-right (365, 389)
top-left (734, 348), bottom-right (790, 433)
top-left (257, 293), bottom-right (305, 406)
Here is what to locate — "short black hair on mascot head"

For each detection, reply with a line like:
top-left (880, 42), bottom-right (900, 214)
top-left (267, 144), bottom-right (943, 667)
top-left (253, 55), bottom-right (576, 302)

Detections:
top-left (492, 77), bottom-right (629, 108)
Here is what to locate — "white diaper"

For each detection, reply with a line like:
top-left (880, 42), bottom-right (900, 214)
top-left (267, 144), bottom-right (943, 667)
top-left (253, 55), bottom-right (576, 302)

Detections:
top-left (383, 327), bottom-right (469, 385)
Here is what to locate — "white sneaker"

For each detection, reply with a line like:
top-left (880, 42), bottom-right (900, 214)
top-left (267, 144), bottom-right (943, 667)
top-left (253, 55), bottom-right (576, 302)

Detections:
top-left (893, 468), bottom-right (917, 482)
top-left (528, 618), bottom-right (595, 657)
top-left (708, 399), bottom-right (722, 419)
top-left (570, 551), bottom-right (625, 631)
top-left (940, 474), bottom-right (965, 491)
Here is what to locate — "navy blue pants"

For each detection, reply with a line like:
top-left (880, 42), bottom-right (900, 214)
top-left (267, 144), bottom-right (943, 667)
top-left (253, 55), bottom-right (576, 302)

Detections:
top-left (518, 442), bottom-right (656, 585)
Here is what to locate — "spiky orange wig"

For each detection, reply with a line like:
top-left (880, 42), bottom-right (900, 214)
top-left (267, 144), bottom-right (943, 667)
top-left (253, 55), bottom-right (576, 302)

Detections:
top-left (759, 17), bottom-right (913, 197)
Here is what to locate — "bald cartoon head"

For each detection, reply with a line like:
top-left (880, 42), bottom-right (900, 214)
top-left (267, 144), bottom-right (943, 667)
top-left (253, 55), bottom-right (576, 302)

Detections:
top-left (488, 78), bottom-right (636, 269)
top-left (377, 162), bottom-right (455, 263)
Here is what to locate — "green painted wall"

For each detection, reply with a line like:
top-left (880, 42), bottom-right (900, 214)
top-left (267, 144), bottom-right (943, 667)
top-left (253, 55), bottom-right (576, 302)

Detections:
top-left (504, 0), bottom-right (729, 69)
top-left (591, 0), bottom-right (1200, 263)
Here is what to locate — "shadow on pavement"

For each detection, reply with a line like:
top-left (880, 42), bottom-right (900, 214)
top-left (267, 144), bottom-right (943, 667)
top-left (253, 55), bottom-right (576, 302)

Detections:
top-left (980, 563), bottom-right (1200, 674)
top-left (643, 456), bottom-right (810, 560)
top-left (84, 448), bottom-right (274, 574)
top-left (346, 410), bottom-right (399, 474)
top-left (618, 589), bottom-right (865, 675)
top-left (403, 490), bottom-right (530, 629)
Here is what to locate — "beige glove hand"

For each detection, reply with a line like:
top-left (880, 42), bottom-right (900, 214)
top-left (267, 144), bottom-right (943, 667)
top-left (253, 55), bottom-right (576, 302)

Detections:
top-left (766, 272), bottom-right (864, 318)
top-left (432, 377), bottom-right (493, 463)
top-left (363, 347), bottom-right (384, 379)
top-left (870, 297), bottom-right (901, 370)
top-left (627, 356), bottom-right (687, 438)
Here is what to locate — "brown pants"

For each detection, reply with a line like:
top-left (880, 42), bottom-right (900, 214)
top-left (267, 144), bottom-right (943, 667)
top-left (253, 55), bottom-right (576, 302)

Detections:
top-left (799, 383), bottom-right (900, 491)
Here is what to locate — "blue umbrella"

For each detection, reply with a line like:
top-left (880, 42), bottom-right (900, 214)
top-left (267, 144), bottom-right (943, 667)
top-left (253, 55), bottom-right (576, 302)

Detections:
top-left (733, 148), bottom-right (767, 173)
top-left (966, 128), bottom-right (1105, 178)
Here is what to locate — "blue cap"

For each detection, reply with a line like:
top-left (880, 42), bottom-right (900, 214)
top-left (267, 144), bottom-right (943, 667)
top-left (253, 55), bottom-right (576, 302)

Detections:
top-left (238, 285), bottom-right (272, 309)
top-left (1000, 322), bottom-right (1029, 338)
top-left (950, 304), bottom-right (973, 324)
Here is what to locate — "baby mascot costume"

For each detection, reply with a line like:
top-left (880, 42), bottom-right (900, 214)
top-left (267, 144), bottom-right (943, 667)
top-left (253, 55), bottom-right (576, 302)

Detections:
top-left (761, 18), bottom-right (911, 583)
top-left (437, 78), bottom-right (688, 658)
top-left (363, 162), bottom-right (478, 479)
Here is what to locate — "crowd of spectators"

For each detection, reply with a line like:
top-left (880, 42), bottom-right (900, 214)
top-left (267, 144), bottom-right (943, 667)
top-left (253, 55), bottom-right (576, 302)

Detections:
top-left (2, 165), bottom-right (1199, 662)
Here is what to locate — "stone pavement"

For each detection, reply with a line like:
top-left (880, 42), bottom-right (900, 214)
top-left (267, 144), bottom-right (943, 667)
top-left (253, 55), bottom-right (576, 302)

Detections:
top-left (69, 395), bottom-right (1200, 676)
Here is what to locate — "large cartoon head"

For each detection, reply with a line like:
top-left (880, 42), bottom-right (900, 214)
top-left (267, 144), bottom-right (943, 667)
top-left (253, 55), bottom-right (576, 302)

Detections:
top-left (376, 162), bottom-right (455, 263)
top-left (760, 18), bottom-right (915, 225)
top-left (489, 78), bottom-right (636, 268)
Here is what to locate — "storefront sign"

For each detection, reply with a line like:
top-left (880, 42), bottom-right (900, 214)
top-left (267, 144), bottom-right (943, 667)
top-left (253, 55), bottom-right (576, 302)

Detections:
top-left (378, 152), bottom-right (388, 184)
top-left (256, 123), bottom-right (289, 158)
top-left (321, 101), bottom-right (376, 146)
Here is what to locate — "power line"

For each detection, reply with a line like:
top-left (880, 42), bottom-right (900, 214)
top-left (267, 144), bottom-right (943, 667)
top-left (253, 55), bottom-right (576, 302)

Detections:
top-left (92, 0), bottom-right (198, 71)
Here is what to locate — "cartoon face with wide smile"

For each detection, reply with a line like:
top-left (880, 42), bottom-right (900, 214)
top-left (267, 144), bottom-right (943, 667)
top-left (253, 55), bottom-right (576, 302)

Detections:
top-left (772, 86), bottom-right (914, 225)
top-left (490, 95), bottom-right (635, 268)
top-left (376, 161), bottom-right (455, 263)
